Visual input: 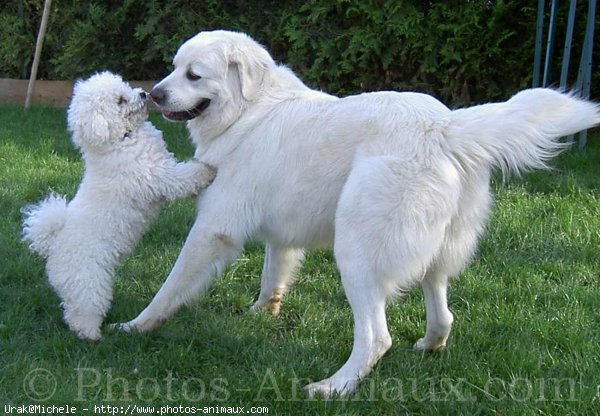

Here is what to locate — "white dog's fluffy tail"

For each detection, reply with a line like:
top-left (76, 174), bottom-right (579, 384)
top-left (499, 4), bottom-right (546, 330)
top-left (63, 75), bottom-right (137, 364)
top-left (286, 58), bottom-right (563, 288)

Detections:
top-left (444, 88), bottom-right (600, 177)
top-left (22, 193), bottom-right (68, 258)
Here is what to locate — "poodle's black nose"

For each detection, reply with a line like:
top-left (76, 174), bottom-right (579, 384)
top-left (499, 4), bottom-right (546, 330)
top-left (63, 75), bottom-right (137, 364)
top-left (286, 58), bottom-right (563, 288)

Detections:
top-left (139, 91), bottom-right (147, 100)
top-left (150, 87), bottom-right (166, 106)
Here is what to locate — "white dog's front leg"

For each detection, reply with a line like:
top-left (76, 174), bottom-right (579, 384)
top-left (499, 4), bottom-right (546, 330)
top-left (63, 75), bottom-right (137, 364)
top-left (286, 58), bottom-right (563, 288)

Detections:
top-left (116, 221), bottom-right (242, 333)
top-left (250, 244), bottom-right (305, 316)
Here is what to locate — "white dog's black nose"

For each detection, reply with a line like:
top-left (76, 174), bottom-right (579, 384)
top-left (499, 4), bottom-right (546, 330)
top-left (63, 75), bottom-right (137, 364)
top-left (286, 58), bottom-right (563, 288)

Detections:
top-left (150, 87), bottom-right (166, 106)
top-left (139, 91), bottom-right (147, 100)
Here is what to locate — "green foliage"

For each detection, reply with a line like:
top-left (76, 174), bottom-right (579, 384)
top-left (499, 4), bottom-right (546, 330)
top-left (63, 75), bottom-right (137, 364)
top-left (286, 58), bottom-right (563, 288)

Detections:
top-left (0, 0), bottom-right (43, 79)
top-left (53, 0), bottom-right (241, 80)
top-left (0, 1), bottom-right (598, 105)
top-left (284, 1), bottom-right (539, 104)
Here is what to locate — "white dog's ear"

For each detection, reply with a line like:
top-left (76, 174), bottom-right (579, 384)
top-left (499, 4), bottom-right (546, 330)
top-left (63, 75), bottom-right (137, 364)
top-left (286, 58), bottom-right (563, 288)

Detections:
top-left (229, 45), bottom-right (272, 101)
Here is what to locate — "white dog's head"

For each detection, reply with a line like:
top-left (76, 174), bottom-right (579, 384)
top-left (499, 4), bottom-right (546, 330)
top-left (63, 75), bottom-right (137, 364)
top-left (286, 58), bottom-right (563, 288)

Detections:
top-left (149, 30), bottom-right (276, 139)
top-left (67, 71), bottom-right (148, 152)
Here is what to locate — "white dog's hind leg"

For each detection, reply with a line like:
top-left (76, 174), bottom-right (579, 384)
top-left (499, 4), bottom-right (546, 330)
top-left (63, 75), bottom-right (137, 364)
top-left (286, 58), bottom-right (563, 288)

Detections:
top-left (305, 156), bottom-right (458, 397)
top-left (414, 271), bottom-right (453, 352)
top-left (414, 172), bottom-right (492, 352)
top-left (115, 221), bottom-right (242, 333)
top-left (305, 267), bottom-right (391, 398)
top-left (250, 245), bottom-right (305, 316)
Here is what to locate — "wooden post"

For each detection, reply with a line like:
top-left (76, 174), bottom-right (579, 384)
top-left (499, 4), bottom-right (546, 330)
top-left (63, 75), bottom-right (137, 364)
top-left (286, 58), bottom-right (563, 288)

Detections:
top-left (25, 0), bottom-right (53, 109)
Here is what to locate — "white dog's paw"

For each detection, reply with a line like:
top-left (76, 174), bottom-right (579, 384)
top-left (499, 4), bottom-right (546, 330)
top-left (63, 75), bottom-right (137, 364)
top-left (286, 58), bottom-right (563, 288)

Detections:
top-left (107, 321), bottom-right (137, 333)
top-left (249, 290), bottom-right (283, 316)
top-left (107, 315), bottom-right (162, 334)
top-left (305, 377), bottom-right (358, 399)
top-left (413, 337), bottom-right (447, 352)
top-left (249, 302), bottom-right (263, 314)
top-left (249, 299), bottom-right (281, 316)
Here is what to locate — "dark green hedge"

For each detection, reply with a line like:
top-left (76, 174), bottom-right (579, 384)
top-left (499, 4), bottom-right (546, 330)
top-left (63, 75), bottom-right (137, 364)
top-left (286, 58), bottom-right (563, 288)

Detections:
top-left (1, 0), bottom-right (597, 105)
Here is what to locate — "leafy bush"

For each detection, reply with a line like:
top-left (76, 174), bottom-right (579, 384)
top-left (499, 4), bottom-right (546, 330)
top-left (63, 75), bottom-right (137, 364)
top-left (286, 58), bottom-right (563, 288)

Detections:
top-left (284, 1), bottom-right (536, 103)
top-left (0, 0), bottom-right (597, 105)
top-left (0, 0), bottom-right (42, 79)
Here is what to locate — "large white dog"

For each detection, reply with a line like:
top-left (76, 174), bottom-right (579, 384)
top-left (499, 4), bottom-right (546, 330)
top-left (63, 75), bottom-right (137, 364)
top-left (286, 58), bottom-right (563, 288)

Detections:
top-left (116, 30), bottom-right (600, 396)
top-left (22, 72), bottom-right (216, 341)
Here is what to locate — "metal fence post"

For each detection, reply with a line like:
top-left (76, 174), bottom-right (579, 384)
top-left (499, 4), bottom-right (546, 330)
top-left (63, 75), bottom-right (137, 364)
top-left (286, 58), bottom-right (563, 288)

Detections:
top-left (535, 0), bottom-right (597, 147)
top-left (542, 0), bottom-right (559, 86)
top-left (533, 0), bottom-right (546, 87)
top-left (574, 0), bottom-right (596, 148)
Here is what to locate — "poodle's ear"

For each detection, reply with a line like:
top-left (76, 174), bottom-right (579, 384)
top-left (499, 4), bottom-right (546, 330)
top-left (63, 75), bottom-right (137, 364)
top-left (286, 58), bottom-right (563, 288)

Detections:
top-left (229, 43), bottom-right (273, 101)
top-left (89, 116), bottom-right (110, 143)
top-left (67, 103), bottom-right (110, 149)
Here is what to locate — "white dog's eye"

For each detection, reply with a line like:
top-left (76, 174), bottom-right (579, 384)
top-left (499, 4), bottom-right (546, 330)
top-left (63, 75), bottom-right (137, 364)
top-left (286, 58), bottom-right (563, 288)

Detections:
top-left (117, 96), bottom-right (128, 105)
top-left (186, 71), bottom-right (201, 81)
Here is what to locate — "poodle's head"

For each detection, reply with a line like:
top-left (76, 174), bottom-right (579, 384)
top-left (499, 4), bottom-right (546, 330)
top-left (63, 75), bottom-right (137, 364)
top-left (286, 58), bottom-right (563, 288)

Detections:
top-left (67, 72), bottom-right (148, 152)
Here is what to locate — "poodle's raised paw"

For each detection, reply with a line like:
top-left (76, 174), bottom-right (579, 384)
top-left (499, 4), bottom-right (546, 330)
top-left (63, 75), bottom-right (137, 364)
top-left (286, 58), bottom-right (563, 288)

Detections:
top-left (194, 161), bottom-right (218, 190)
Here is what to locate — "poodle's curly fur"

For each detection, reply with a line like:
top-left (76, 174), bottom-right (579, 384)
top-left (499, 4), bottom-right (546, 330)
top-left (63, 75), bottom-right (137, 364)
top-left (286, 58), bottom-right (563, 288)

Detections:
top-left (22, 71), bottom-right (216, 340)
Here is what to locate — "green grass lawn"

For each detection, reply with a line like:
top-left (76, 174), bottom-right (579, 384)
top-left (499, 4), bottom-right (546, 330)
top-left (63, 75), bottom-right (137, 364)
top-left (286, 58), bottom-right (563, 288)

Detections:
top-left (1, 105), bottom-right (599, 415)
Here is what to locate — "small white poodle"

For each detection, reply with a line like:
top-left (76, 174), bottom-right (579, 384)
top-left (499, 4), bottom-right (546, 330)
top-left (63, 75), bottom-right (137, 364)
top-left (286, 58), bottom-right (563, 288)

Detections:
top-left (22, 71), bottom-right (216, 341)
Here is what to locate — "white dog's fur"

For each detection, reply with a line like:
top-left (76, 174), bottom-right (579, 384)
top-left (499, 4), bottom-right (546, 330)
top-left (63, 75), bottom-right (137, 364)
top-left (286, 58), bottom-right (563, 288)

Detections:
top-left (22, 72), bottom-right (216, 341)
top-left (116, 30), bottom-right (600, 396)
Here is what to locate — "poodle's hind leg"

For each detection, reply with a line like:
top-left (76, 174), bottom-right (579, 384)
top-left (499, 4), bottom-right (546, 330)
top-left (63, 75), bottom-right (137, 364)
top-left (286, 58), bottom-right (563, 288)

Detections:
top-left (250, 244), bottom-right (305, 316)
top-left (49, 262), bottom-right (114, 341)
top-left (62, 305), bottom-right (105, 341)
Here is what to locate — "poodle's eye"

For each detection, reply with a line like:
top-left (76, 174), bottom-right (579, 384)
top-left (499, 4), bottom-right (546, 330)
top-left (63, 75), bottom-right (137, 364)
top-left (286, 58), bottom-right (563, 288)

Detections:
top-left (186, 71), bottom-right (201, 81)
top-left (117, 96), bottom-right (128, 105)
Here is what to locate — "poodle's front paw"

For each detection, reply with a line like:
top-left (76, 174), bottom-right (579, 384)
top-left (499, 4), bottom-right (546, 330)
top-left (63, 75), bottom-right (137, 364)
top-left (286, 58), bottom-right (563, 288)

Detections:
top-left (194, 161), bottom-right (217, 190)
